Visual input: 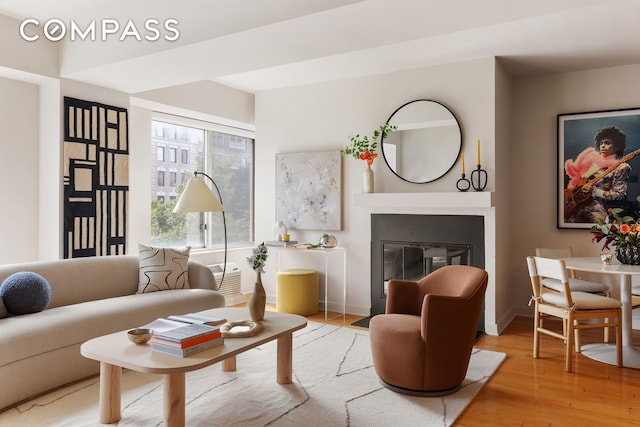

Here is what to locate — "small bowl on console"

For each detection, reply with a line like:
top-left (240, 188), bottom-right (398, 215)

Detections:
top-left (127, 328), bottom-right (153, 344)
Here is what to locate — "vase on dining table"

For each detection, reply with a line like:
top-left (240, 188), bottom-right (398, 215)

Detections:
top-left (615, 244), bottom-right (640, 265)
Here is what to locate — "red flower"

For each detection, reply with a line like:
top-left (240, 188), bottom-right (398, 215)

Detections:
top-left (359, 150), bottom-right (378, 166)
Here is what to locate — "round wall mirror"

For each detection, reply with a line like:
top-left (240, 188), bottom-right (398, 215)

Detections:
top-left (381, 99), bottom-right (462, 184)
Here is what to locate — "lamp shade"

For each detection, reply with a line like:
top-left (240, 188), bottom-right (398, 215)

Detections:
top-left (173, 175), bottom-right (224, 213)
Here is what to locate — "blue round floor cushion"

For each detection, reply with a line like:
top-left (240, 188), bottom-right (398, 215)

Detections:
top-left (0, 272), bottom-right (51, 315)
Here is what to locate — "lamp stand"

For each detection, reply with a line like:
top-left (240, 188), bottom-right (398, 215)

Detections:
top-left (194, 172), bottom-right (227, 290)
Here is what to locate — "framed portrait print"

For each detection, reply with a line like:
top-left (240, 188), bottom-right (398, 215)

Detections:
top-left (558, 107), bottom-right (640, 229)
top-left (275, 150), bottom-right (342, 231)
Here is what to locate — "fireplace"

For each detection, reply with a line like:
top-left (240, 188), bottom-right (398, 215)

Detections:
top-left (368, 213), bottom-right (485, 332)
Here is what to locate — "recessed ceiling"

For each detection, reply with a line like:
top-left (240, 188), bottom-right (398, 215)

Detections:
top-left (0, 0), bottom-right (639, 94)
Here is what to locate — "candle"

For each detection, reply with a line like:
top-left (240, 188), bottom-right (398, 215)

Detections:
top-left (477, 139), bottom-right (481, 165)
top-left (461, 152), bottom-right (465, 174)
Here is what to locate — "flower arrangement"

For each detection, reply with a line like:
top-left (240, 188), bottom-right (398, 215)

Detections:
top-left (590, 208), bottom-right (640, 250)
top-left (246, 242), bottom-right (268, 273)
top-left (341, 124), bottom-right (397, 166)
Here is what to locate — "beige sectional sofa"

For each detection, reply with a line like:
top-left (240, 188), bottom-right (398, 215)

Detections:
top-left (0, 254), bottom-right (226, 411)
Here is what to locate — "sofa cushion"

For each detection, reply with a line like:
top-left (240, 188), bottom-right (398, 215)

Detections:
top-left (137, 244), bottom-right (191, 293)
top-left (0, 297), bottom-right (7, 319)
top-left (0, 288), bottom-right (225, 367)
top-left (0, 272), bottom-right (51, 315)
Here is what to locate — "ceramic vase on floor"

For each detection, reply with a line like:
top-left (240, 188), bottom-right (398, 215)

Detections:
top-left (249, 271), bottom-right (266, 321)
top-left (363, 165), bottom-right (374, 193)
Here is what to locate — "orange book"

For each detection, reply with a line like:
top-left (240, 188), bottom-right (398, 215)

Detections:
top-left (150, 331), bottom-right (222, 349)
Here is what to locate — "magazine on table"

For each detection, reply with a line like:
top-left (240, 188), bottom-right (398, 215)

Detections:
top-left (167, 313), bottom-right (227, 326)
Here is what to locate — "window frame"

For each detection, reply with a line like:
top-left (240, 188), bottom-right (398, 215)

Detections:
top-left (151, 112), bottom-right (256, 249)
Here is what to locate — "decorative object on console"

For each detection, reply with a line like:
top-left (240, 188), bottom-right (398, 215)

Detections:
top-left (63, 97), bottom-right (129, 259)
top-left (381, 99), bottom-right (461, 184)
top-left (0, 272), bottom-right (51, 315)
top-left (272, 221), bottom-right (288, 240)
top-left (246, 242), bottom-right (268, 321)
top-left (591, 207), bottom-right (640, 264)
top-left (341, 124), bottom-right (396, 193)
top-left (319, 233), bottom-right (338, 248)
top-left (173, 171), bottom-right (227, 288)
top-left (275, 151), bottom-right (342, 230)
top-left (137, 244), bottom-right (191, 293)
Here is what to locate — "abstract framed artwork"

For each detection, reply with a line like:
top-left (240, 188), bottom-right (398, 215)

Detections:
top-left (63, 97), bottom-right (129, 257)
top-left (275, 151), bottom-right (342, 231)
top-left (558, 107), bottom-right (640, 229)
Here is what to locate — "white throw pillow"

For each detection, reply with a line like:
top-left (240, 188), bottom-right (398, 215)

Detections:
top-left (137, 244), bottom-right (191, 294)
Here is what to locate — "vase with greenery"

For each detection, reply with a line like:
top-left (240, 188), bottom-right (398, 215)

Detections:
top-left (246, 242), bottom-right (268, 320)
top-left (341, 123), bottom-right (397, 193)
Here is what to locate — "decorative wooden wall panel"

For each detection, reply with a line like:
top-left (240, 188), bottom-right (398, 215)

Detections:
top-left (63, 97), bottom-right (129, 258)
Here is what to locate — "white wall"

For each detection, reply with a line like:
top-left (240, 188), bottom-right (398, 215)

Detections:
top-left (0, 77), bottom-right (40, 262)
top-left (255, 58), bottom-right (496, 317)
top-left (510, 64), bottom-right (640, 316)
top-left (494, 60), bottom-right (515, 328)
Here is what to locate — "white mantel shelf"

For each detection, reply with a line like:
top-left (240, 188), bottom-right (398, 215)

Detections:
top-left (353, 192), bottom-right (494, 209)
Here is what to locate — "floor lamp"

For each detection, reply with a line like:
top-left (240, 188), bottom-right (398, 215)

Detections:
top-left (173, 172), bottom-right (227, 289)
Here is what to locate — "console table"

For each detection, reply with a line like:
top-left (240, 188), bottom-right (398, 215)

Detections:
top-left (273, 246), bottom-right (347, 321)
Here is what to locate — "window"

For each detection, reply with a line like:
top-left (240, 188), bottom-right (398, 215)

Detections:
top-left (150, 117), bottom-right (254, 248)
top-left (157, 171), bottom-right (165, 187)
top-left (157, 146), bottom-right (165, 162)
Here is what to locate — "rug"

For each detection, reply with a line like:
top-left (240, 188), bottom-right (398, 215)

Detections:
top-left (0, 322), bottom-right (505, 426)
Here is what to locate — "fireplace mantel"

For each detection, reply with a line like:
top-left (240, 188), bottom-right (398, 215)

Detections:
top-left (355, 191), bottom-right (499, 336)
top-left (354, 192), bottom-right (494, 210)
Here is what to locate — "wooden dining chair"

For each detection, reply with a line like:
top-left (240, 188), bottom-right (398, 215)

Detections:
top-left (535, 247), bottom-right (609, 296)
top-left (526, 256), bottom-right (622, 372)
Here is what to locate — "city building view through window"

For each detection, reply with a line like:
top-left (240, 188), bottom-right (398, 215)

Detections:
top-left (150, 118), bottom-right (254, 248)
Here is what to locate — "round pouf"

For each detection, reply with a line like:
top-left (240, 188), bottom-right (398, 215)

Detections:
top-left (276, 269), bottom-right (319, 316)
top-left (0, 272), bottom-right (51, 315)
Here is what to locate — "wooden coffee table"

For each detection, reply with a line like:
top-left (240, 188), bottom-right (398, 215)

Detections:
top-left (80, 307), bottom-right (307, 426)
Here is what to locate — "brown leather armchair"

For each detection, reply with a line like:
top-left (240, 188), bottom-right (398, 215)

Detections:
top-left (369, 265), bottom-right (488, 396)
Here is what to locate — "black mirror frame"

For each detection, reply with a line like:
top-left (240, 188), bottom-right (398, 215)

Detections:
top-left (381, 99), bottom-right (462, 184)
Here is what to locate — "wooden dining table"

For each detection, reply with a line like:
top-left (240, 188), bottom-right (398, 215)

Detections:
top-left (563, 256), bottom-right (640, 369)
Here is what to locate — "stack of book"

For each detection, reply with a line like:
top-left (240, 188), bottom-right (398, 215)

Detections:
top-left (265, 240), bottom-right (298, 247)
top-left (150, 322), bottom-right (223, 357)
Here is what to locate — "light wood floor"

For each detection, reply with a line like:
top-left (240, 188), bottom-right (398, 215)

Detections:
top-left (249, 300), bottom-right (640, 426)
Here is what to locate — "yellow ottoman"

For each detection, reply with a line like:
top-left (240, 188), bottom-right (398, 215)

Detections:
top-left (276, 269), bottom-right (319, 316)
